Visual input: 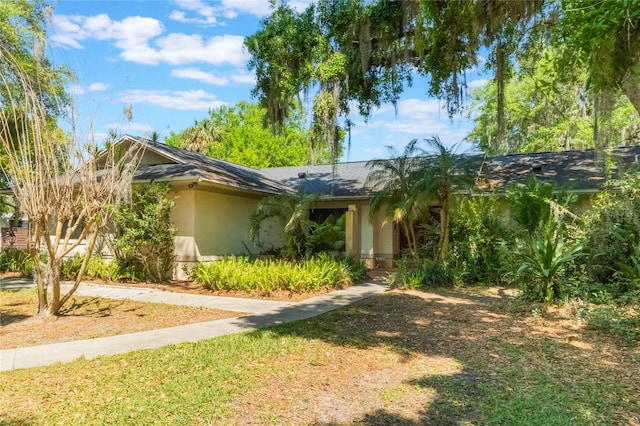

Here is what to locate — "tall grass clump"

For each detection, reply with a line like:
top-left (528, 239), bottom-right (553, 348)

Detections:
top-left (189, 254), bottom-right (367, 293)
top-left (0, 248), bottom-right (33, 276)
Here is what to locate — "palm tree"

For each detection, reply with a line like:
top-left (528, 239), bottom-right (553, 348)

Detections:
top-left (412, 137), bottom-right (475, 262)
top-left (249, 188), bottom-right (322, 259)
top-left (182, 118), bottom-right (221, 153)
top-left (365, 140), bottom-right (423, 260)
top-left (147, 130), bottom-right (161, 145)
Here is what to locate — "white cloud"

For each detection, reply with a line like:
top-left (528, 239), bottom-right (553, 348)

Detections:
top-left (168, 0), bottom-right (272, 25)
top-left (230, 70), bottom-right (255, 85)
top-left (88, 82), bottom-right (109, 92)
top-left (105, 122), bottom-right (153, 132)
top-left (220, 0), bottom-right (273, 17)
top-left (156, 34), bottom-right (248, 66)
top-left (120, 89), bottom-right (227, 111)
top-left (170, 0), bottom-right (218, 24)
top-left (171, 68), bottom-right (229, 85)
top-left (467, 78), bottom-right (489, 89)
top-left (50, 13), bottom-right (247, 66)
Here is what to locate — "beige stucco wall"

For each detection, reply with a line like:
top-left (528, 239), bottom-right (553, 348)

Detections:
top-left (193, 190), bottom-right (261, 256)
top-left (357, 203), bottom-right (395, 268)
top-left (139, 150), bottom-right (173, 165)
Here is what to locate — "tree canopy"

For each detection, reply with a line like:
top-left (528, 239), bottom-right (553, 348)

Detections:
top-left (166, 101), bottom-right (326, 168)
top-left (246, 0), bottom-right (640, 154)
top-left (0, 0), bottom-right (70, 116)
top-left (467, 47), bottom-right (640, 155)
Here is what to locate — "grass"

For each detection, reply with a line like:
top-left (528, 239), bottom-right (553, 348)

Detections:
top-left (1, 287), bottom-right (638, 425)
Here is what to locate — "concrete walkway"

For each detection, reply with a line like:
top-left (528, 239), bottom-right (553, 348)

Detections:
top-left (0, 279), bottom-right (388, 371)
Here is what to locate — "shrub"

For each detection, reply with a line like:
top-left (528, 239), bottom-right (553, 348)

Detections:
top-left (60, 254), bottom-right (84, 280)
top-left (585, 305), bottom-right (640, 342)
top-left (515, 229), bottom-right (584, 303)
top-left (60, 254), bottom-right (123, 281)
top-left (448, 195), bottom-right (515, 285)
top-left (189, 254), bottom-right (367, 293)
top-left (579, 171), bottom-right (640, 298)
top-left (0, 248), bottom-right (33, 276)
top-left (112, 183), bottom-right (176, 282)
top-left (86, 255), bottom-right (122, 281)
top-left (387, 256), bottom-right (453, 289)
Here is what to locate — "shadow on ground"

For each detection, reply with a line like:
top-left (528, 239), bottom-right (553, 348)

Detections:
top-left (241, 288), bottom-right (639, 425)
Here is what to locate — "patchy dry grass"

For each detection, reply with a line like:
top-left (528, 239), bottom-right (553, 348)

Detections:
top-left (0, 289), bottom-right (240, 349)
top-left (1, 287), bottom-right (638, 425)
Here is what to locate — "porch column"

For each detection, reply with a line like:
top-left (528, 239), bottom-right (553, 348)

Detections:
top-left (345, 204), bottom-right (360, 259)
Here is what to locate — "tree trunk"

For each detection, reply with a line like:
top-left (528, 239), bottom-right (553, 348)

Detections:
top-left (621, 68), bottom-right (640, 117)
top-left (47, 264), bottom-right (61, 316)
top-left (34, 260), bottom-right (48, 316)
top-left (438, 198), bottom-right (451, 263)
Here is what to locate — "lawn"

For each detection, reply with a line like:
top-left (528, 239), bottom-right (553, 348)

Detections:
top-left (1, 287), bottom-right (638, 425)
top-left (0, 289), bottom-right (240, 349)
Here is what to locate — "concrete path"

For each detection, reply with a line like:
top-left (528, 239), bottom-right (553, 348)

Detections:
top-left (0, 279), bottom-right (388, 371)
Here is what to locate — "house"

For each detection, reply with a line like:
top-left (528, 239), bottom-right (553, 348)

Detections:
top-left (4, 135), bottom-right (637, 276)
top-left (113, 136), bottom-right (640, 278)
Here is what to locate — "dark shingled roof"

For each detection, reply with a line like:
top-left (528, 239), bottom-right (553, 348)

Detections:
top-left (259, 162), bottom-right (373, 197)
top-left (260, 152), bottom-right (488, 197)
top-left (480, 146), bottom-right (640, 192)
top-left (121, 135), bottom-right (640, 198)
top-left (125, 136), bottom-right (289, 194)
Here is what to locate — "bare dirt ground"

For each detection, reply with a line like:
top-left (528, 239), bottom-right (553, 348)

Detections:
top-left (232, 288), bottom-right (640, 425)
top-left (0, 272), bottom-right (387, 349)
top-left (1, 282), bottom-right (639, 424)
top-left (0, 290), bottom-right (240, 349)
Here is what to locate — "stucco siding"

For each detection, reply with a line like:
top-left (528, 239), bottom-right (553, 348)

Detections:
top-left (374, 208), bottom-right (394, 267)
top-left (139, 150), bottom-right (174, 165)
top-left (193, 190), bottom-right (261, 256)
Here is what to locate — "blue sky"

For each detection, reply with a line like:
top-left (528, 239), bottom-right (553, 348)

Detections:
top-left (47, 0), bottom-right (486, 162)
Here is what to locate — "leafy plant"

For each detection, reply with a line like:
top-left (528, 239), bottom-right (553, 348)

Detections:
top-left (448, 195), bottom-right (515, 285)
top-left (366, 140), bottom-right (424, 261)
top-left (307, 213), bottom-right (346, 253)
top-left (387, 256), bottom-right (453, 289)
top-left (249, 188), bottom-right (323, 259)
top-left (0, 248), bottom-right (33, 276)
top-left (60, 254), bottom-right (84, 280)
top-left (112, 183), bottom-right (177, 282)
top-left (507, 175), bottom-right (554, 237)
top-left (189, 254), bottom-right (366, 293)
top-left (586, 306), bottom-right (640, 342)
top-left (579, 171), bottom-right (640, 297)
top-left (517, 230), bottom-right (584, 303)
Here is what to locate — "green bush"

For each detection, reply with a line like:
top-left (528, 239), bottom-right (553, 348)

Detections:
top-left (60, 254), bottom-right (123, 281)
top-left (112, 183), bottom-right (176, 282)
top-left (448, 195), bottom-right (515, 285)
top-left (0, 248), bottom-right (33, 276)
top-left (579, 171), bottom-right (640, 298)
top-left (60, 253), bottom-right (84, 280)
top-left (189, 254), bottom-right (367, 293)
top-left (387, 256), bottom-right (453, 289)
top-left (86, 255), bottom-right (122, 281)
top-left (516, 229), bottom-right (584, 303)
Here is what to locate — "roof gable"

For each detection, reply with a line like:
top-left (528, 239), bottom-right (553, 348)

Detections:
top-left (120, 135), bottom-right (288, 194)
